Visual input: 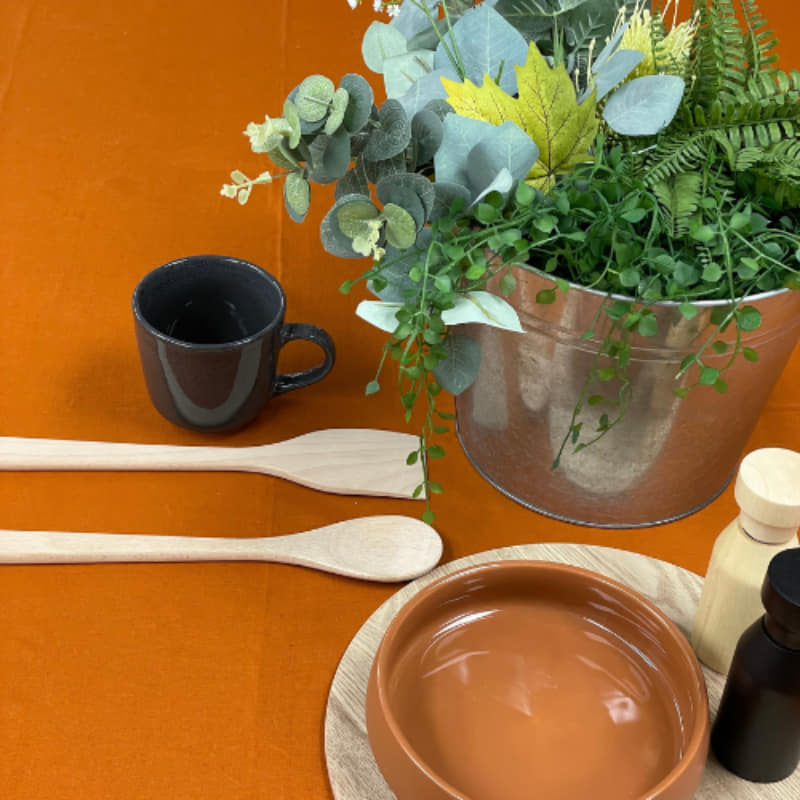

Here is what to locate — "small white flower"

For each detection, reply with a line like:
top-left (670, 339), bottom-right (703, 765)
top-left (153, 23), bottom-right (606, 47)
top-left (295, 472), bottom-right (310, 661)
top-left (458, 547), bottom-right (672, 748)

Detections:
top-left (368, 0), bottom-right (401, 14)
top-left (243, 116), bottom-right (291, 154)
top-left (351, 216), bottom-right (385, 259)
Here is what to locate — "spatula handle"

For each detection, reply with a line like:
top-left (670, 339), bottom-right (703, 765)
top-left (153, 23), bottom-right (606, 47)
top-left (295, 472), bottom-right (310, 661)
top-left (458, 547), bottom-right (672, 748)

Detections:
top-left (0, 437), bottom-right (258, 472)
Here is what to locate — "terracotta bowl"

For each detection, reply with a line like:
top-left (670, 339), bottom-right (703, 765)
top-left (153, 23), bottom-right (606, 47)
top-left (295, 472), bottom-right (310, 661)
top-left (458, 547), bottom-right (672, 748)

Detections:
top-left (366, 561), bottom-right (709, 800)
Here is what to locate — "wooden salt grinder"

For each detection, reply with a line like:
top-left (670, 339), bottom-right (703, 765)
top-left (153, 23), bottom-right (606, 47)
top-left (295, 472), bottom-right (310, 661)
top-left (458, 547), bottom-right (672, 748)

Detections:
top-left (691, 447), bottom-right (800, 674)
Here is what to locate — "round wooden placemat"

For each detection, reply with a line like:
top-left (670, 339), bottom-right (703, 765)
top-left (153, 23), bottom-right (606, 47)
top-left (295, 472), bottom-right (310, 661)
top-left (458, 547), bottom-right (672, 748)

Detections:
top-left (324, 543), bottom-right (799, 800)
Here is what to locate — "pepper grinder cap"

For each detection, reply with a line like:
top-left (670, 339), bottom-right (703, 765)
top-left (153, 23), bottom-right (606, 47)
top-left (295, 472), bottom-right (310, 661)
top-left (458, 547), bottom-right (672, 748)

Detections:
top-left (735, 447), bottom-right (800, 543)
top-left (762, 548), bottom-right (800, 650)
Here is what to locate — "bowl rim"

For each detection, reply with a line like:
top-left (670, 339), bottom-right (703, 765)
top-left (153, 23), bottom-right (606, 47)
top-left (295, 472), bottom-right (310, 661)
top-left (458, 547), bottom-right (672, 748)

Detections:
top-left (370, 559), bottom-right (710, 800)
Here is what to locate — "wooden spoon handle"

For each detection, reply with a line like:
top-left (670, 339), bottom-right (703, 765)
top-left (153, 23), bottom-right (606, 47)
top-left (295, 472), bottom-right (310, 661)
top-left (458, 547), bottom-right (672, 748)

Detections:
top-left (0, 528), bottom-right (263, 563)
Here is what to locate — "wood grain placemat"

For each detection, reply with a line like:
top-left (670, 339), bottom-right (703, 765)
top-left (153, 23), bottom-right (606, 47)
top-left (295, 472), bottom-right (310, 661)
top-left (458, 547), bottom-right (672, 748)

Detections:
top-left (324, 543), bottom-right (799, 799)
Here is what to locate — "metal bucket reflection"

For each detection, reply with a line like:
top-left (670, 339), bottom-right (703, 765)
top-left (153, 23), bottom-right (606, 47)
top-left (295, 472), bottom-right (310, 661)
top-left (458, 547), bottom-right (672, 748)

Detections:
top-left (455, 268), bottom-right (800, 527)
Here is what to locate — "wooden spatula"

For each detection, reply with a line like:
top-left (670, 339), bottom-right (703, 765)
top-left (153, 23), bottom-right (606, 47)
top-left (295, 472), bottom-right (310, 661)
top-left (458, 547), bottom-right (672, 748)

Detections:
top-left (0, 429), bottom-right (423, 499)
top-left (0, 515), bottom-right (443, 581)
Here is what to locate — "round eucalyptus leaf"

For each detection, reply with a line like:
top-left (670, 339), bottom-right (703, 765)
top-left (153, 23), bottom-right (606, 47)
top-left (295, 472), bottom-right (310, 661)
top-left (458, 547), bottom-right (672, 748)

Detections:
top-left (430, 181), bottom-right (471, 222)
top-left (335, 161), bottom-right (370, 200)
top-left (433, 332), bottom-right (482, 396)
top-left (362, 21), bottom-right (407, 74)
top-left (267, 141), bottom-right (300, 171)
top-left (364, 152), bottom-right (407, 184)
top-left (364, 99), bottom-right (411, 161)
top-left (307, 134), bottom-right (347, 185)
top-left (382, 203), bottom-right (417, 250)
top-left (287, 86), bottom-right (327, 134)
top-left (350, 132), bottom-right (368, 159)
top-left (325, 88), bottom-right (350, 136)
top-left (336, 198), bottom-right (379, 239)
top-left (387, 189), bottom-right (426, 231)
top-left (295, 75), bottom-right (335, 123)
top-left (410, 108), bottom-right (443, 169)
top-left (376, 172), bottom-right (435, 226)
top-left (322, 127), bottom-right (352, 180)
top-left (340, 74), bottom-right (374, 134)
top-left (284, 172), bottom-right (310, 222)
top-left (320, 193), bottom-right (374, 259)
top-left (282, 99), bottom-right (302, 149)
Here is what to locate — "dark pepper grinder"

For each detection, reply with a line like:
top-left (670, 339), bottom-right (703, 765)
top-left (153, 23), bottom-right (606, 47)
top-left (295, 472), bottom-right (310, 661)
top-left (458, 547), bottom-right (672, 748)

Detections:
top-left (710, 547), bottom-right (800, 782)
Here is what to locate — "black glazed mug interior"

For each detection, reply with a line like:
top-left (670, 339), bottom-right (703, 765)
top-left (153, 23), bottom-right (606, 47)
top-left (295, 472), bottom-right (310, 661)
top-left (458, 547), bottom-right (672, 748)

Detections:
top-left (135, 255), bottom-right (283, 345)
top-left (132, 255), bottom-right (335, 432)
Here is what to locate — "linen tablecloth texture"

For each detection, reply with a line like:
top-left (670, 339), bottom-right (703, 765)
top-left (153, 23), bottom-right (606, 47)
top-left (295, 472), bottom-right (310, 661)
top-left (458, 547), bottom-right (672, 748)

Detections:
top-left (0, 2), bottom-right (798, 798)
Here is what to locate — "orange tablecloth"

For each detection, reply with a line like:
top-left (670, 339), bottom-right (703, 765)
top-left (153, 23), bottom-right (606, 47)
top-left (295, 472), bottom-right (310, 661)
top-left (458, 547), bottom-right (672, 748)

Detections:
top-left (0, 2), bottom-right (798, 798)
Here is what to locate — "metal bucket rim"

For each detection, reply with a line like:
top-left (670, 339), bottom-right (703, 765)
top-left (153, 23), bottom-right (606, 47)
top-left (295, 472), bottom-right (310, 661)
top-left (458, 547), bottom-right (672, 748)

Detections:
top-left (512, 264), bottom-right (796, 308)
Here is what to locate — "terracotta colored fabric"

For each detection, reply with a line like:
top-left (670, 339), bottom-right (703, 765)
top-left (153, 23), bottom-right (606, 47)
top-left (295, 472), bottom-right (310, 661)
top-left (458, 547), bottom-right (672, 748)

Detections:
top-left (0, 2), bottom-right (797, 798)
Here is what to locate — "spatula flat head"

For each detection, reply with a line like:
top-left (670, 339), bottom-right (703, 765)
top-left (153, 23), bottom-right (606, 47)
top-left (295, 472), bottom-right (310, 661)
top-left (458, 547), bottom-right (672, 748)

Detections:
top-left (265, 429), bottom-right (425, 499)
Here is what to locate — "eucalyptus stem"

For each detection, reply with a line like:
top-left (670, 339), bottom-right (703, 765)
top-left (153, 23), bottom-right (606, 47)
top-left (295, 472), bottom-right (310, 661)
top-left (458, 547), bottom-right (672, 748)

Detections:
top-left (439, 0), bottom-right (467, 79)
top-left (409, 0), bottom-right (466, 79)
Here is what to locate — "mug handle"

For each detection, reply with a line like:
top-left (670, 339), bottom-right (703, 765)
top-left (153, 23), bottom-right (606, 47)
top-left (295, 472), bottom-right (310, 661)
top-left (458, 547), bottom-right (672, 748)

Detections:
top-left (274, 323), bottom-right (336, 395)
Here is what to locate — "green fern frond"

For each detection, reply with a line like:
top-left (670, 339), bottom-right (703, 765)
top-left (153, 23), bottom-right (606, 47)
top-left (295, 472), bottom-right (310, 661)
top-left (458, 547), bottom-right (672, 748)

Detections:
top-left (652, 172), bottom-right (703, 237)
top-left (734, 147), bottom-right (765, 171)
top-left (650, 16), bottom-right (697, 88)
top-left (740, 0), bottom-right (779, 73)
top-left (741, 139), bottom-right (800, 208)
top-left (748, 172), bottom-right (800, 210)
top-left (645, 133), bottom-right (714, 183)
top-left (691, 0), bottom-right (749, 107)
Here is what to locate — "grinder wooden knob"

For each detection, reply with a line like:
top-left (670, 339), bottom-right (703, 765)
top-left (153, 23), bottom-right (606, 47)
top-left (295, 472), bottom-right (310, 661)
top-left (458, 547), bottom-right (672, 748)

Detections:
top-left (735, 447), bottom-right (800, 540)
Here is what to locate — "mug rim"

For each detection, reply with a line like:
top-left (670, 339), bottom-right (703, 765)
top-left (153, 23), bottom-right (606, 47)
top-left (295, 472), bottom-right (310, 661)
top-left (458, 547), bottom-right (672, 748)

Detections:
top-left (132, 254), bottom-right (286, 350)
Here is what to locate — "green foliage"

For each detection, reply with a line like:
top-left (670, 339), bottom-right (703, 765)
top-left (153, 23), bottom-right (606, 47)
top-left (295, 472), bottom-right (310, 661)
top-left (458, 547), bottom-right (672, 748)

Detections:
top-left (643, 0), bottom-right (800, 210)
top-left (443, 42), bottom-right (599, 190)
top-left (493, 0), bottom-right (639, 78)
top-left (223, 0), bottom-right (800, 515)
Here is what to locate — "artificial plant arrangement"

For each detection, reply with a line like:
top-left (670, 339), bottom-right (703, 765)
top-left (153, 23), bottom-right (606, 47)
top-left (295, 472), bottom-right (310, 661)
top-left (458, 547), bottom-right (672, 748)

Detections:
top-left (222, 0), bottom-right (800, 521)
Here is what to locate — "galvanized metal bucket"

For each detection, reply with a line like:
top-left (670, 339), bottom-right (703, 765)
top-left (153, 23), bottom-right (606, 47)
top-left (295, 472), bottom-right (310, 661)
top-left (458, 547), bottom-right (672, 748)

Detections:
top-left (455, 268), bottom-right (800, 527)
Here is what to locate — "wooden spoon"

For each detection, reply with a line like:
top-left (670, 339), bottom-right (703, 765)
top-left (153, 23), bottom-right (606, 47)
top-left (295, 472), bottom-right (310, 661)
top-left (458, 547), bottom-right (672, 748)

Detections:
top-left (0, 515), bottom-right (443, 582)
top-left (0, 429), bottom-right (423, 499)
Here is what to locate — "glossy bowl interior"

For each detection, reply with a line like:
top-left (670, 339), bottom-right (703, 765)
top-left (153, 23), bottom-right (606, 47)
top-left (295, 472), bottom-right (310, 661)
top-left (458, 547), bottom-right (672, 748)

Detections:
top-left (366, 561), bottom-right (709, 800)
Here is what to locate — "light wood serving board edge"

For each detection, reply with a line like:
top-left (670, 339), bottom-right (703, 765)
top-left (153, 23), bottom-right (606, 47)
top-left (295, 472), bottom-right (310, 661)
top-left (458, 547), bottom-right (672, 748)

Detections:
top-left (324, 543), bottom-right (799, 800)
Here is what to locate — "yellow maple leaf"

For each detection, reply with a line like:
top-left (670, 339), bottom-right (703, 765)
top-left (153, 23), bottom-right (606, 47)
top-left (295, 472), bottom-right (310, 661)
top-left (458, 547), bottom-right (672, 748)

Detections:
top-left (442, 43), bottom-right (598, 191)
top-left (441, 73), bottom-right (523, 129)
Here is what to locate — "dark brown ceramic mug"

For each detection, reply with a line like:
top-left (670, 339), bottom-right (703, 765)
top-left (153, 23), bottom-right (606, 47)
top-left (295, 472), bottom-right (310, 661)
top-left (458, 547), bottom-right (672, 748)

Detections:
top-left (132, 254), bottom-right (335, 432)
